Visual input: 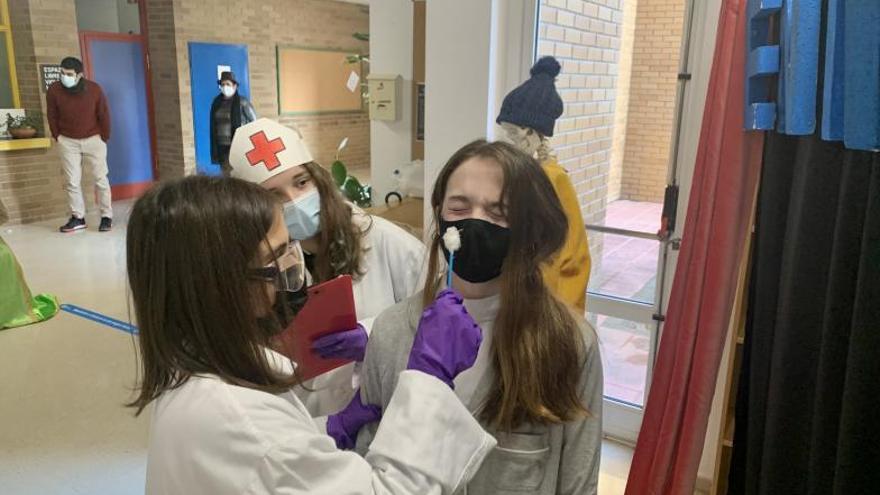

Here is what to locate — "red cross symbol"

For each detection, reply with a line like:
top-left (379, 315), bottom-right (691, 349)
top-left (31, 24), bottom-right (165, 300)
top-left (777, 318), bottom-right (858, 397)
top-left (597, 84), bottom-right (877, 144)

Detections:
top-left (245, 131), bottom-right (286, 171)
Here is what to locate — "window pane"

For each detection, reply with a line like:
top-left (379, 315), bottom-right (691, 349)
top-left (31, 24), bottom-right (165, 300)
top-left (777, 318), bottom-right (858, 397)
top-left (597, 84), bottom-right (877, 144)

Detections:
top-left (588, 312), bottom-right (651, 407)
top-left (588, 230), bottom-right (660, 305)
top-left (75, 0), bottom-right (140, 35)
top-left (0, 34), bottom-right (15, 108)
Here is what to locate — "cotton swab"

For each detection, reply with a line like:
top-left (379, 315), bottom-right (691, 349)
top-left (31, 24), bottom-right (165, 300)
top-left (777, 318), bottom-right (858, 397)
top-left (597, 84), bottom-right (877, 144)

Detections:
top-left (442, 226), bottom-right (461, 287)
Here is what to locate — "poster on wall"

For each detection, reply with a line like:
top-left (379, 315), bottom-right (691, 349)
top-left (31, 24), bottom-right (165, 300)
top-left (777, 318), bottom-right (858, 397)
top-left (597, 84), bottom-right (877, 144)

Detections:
top-left (346, 71), bottom-right (360, 93)
top-left (39, 64), bottom-right (62, 92)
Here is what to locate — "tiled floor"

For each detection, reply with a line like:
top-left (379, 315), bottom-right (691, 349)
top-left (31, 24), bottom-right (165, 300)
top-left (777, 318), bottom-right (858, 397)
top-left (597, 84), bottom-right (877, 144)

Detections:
top-left (0, 202), bottom-right (634, 494)
top-left (589, 200), bottom-right (663, 406)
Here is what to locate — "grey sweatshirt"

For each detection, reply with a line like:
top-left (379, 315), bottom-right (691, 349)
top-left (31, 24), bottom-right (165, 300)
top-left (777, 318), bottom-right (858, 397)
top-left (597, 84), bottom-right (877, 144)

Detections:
top-left (356, 293), bottom-right (604, 495)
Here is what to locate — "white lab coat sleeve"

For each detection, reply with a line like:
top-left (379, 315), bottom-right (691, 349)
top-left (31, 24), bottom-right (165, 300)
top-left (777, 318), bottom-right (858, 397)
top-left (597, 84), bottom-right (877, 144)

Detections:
top-left (248, 371), bottom-right (495, 494)
top-left (384, 224), bottom-right (427, 303)
top-left (350, 316), bottom-right (376, 391)
top-left (360, 316), bottom-right (376, 337)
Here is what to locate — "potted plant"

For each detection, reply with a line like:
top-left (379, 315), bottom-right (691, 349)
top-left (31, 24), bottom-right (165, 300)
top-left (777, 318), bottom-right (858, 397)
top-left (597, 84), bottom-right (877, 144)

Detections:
top-left (330, 137), bottom-right (372, 208)
top-left (5, 112), bottom-right (41, 139)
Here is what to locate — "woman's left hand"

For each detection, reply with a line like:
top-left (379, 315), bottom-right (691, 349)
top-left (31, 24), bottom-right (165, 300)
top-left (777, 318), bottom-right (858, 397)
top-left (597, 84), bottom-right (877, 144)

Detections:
top-left (311, 323), bottom-right (368, 362)
top-left (326, 390), bottom-right (382, 450)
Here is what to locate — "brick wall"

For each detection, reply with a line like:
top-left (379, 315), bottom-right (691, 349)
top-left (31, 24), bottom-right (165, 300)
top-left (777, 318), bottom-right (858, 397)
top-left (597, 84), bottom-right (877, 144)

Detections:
top-left (537, 0), bottom-right (625, 263)
top-left (619, 0), bottom-right (684, 202)
top-left (163, 0), bottom-right (370, 176)
top-left (607, 0), bottom-right (637, 202)
top-left (146, 0), bottom-right (187, 180)
top-left (1, 0), bottom-right (369, 225)
top-left (0, 0), bottom-right (83, 224)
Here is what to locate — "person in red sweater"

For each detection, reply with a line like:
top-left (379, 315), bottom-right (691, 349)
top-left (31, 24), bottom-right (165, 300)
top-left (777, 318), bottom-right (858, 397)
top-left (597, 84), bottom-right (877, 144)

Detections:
top-left (47, 57), bottom-right (113, 233)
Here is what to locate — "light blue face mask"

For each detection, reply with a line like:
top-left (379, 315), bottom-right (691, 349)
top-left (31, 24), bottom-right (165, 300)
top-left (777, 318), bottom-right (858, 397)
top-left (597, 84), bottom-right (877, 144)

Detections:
top-left (60, 74), bottom-right (78, 88)
top-left (283, 189), bottom-right (321, 241)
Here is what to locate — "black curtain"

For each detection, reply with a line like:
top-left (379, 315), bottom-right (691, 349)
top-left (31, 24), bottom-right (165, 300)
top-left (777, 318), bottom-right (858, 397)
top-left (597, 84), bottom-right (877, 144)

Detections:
top-left (728, 131), bottom-right (880, 494)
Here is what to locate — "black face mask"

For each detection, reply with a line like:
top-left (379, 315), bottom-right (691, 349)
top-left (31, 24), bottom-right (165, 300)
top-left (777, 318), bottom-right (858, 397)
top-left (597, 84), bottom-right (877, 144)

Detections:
top-left (440, 218), bottom-right (512, 283)
top-left (257, 285), bottom-right (310, 335)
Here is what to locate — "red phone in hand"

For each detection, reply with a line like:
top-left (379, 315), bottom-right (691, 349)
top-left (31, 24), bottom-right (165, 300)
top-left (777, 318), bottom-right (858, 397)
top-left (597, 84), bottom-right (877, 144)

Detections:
top-left (276, 275), bottom-right (357, 381)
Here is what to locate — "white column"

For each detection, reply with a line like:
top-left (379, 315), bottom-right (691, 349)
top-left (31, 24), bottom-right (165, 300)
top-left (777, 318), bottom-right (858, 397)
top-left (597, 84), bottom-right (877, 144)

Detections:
top-left (423, 0), bottom-right (537, 230)
top-left (423, 0), bottom-right (494, 201)
top-left (369, 0), bottom-right (415, 202)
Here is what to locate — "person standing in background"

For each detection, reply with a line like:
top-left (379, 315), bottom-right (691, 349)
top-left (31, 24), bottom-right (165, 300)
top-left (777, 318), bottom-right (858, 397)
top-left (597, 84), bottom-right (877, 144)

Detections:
top-left (210, 71), bottom-right (257, 176)
top-left (497, 56), bottom-right (592, 313)
top-left (47, 56), bottom-right (113, 233)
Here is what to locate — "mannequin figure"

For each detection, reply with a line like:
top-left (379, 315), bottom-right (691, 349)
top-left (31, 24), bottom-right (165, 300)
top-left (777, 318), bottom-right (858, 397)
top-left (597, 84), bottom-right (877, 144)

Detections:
top-left (496, 56), bottom-right (592, 312)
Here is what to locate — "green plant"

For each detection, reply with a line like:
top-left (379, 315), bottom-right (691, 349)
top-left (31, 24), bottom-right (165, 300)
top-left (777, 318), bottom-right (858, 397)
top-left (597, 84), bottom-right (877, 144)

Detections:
top-left (330, 137), bottom-right (372, 208)
top-left (345, 32), bottom-right (370, 64)
top-left (345, 32), bottom-right (370, 104)
top-left (5, 112), bottom-right (41, 130)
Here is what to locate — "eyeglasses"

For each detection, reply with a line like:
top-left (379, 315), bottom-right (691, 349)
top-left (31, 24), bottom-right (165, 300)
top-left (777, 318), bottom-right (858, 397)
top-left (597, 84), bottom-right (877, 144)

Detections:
top-left (250, 241), bottom-right (306, 293)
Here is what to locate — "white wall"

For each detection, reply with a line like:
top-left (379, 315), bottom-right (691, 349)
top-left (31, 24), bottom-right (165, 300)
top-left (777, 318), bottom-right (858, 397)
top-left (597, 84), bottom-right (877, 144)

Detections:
top-left (423, 0), bottom-right (495, 192)
top-left (369, 0), bottom-right (414, 201)
top-left (489, 0), bottom-right (538, 141)
top-left (422, 0), bottom-right (539, 231)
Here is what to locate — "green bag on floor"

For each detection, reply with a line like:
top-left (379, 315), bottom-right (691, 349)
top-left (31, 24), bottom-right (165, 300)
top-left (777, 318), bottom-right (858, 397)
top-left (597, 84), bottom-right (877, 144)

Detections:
top-left (0, 236), bottom-right (60, 329)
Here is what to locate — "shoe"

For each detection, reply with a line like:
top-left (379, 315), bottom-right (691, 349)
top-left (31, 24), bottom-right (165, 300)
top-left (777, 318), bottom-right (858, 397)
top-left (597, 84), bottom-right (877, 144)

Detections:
top-left (60, 216), bottom-right (86, 233)
top-left (99, 217), bottom-right (113, 232)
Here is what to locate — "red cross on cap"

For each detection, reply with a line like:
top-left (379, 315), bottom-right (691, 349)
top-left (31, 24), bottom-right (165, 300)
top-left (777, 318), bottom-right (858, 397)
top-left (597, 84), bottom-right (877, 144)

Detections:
top-left (245, 131), bottom-right (287, 171)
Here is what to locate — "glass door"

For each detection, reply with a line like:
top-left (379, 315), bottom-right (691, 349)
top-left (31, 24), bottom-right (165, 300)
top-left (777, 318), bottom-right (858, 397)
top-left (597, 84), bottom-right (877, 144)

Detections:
top-left (586, 209), bottom-right (671, 442)
top-left (532, 0), bottom-right (697, 444)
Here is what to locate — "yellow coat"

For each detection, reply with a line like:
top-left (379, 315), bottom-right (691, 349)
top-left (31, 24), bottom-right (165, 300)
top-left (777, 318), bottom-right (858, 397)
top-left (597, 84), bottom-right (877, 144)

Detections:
top-left (541, 159), bottom-right (591, 312)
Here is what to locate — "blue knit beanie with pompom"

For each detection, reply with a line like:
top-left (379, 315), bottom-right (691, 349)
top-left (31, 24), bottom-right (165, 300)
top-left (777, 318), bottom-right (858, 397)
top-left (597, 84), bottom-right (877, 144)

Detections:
top-left (496, 56), bottom-right (564, 137)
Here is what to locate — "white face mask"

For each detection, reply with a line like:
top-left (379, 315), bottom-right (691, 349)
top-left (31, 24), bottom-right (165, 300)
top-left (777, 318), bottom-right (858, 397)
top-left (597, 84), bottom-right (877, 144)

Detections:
top-left (220, 85), bottom-right (236, 98)
top-left (501, 122), bottom-right (542, 157)
top-left (282, 189), bottom-right (321, 241)
top-left (61, 74), bottom-right (79, 88)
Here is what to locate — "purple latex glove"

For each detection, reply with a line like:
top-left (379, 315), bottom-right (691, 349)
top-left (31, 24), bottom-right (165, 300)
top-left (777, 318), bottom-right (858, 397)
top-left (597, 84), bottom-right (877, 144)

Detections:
top-left (312, 323), bottom-right (368, 362)
top-left (407, 288), bottom-right (482, 388)
top-left (326, 390), bottom-right (382, 450)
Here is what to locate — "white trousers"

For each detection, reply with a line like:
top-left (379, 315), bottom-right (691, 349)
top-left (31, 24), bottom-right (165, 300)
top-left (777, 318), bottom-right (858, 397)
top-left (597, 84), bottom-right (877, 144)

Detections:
top-left (58, 135), bottom-right (112, 219)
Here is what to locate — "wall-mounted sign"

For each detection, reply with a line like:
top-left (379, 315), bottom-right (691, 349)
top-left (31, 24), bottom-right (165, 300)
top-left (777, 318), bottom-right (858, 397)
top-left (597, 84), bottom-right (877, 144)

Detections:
top-left (39, 64), bottom-right (63, 92)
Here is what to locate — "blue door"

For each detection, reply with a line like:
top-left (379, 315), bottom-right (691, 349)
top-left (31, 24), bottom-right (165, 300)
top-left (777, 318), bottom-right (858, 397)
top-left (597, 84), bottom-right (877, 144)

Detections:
top-left (188, 42), bottom-right (251, 176)
top-left (84, 36), bottom-right (154, 194)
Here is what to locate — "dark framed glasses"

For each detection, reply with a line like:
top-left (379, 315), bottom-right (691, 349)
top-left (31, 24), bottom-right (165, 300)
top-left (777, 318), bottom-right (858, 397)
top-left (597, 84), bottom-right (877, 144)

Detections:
top-left (250, 241), bottom-right (305, 293)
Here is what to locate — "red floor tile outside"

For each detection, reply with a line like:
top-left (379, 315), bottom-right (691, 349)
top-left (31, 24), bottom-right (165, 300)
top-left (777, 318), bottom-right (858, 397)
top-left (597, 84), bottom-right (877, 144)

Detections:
top-left (589, 200), bottom-right (662, 406)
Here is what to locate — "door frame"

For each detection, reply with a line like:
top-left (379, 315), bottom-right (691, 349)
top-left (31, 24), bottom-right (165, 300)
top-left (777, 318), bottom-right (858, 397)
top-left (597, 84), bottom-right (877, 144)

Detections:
top-left (77, 0), bottom-right (157, 198)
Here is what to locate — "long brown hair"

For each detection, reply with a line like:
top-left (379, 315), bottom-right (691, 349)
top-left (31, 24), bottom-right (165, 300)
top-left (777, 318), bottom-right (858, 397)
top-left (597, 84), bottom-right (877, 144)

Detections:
top-left (126, 176), bottom-right (299, 415)
top-left (423, 140), bottom-right (588, 431)
top-left (301, 162), bottom-right (369, 283)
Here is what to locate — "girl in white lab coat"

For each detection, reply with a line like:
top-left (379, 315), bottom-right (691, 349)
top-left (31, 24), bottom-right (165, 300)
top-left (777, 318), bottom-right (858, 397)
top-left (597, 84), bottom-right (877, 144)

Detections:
top-left (228, 119), bottom-right (425, 416)
top-left (126, 176), bottom-right (494, 494)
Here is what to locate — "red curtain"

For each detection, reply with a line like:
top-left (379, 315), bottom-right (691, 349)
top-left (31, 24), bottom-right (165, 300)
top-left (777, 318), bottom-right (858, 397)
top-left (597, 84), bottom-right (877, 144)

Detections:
top-left (624, 0), bottom-right (764, 493)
